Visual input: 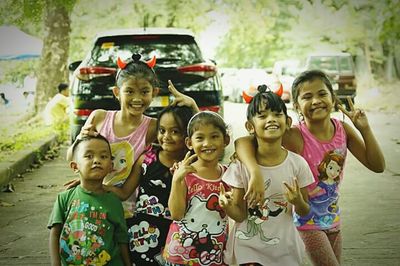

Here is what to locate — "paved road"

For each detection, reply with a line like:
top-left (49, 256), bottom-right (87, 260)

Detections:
top-left (0, 102), bottom-right (399, 265)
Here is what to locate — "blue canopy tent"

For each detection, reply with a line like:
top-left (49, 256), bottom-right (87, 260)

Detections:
top-left (0, 26), bottom-right (42, 60)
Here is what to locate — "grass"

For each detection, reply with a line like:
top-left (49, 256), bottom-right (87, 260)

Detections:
top-left (0, 115), bottom-right (69, 162)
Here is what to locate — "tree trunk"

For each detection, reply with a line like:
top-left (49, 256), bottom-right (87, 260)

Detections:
top-left (34, 1), bottom-right (71, 113)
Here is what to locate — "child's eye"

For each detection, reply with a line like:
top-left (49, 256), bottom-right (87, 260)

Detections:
top-left (85, 154), bottom-right (93, 159)
top-left (159, 128), bottom-right (166, 134)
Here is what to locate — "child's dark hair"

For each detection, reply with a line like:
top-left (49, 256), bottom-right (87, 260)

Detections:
top-left (71, 134), bottom-right (111, 159)
top-left (187, 111), bottom-right (227, 138)
top-left (157, 105), bottom-right (194, 137)
top-left (246, 84), bottom-right (288, 121)
top-left (58, 83), bottom-right (68, 93)
top-left (116, 53), bottom-right (158, 88)
top-left (291, 70), bottom-right (334, 104)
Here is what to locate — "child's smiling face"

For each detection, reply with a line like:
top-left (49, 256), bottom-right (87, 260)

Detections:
top-left (115, 77), bottom-right (158, 116)
top-left (157, 112), bottom-right (186, 153)
top-left (295, 79), bottom-right (335, 122)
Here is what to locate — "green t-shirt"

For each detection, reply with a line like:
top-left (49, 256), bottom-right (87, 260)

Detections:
top-left (48, 185), bottom-right (128, 265)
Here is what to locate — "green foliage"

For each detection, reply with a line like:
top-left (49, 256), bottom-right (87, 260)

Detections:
top-left (0, 117), bottom-right (53, 161)
top-left (69, 0), bottom-right (215, 62)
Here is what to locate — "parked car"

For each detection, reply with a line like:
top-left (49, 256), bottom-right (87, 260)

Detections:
top-left (304, 52), bottom-right (357, 110)
top-left (240, 68), bottom-right (291, 104)
top-left (68, 28), bottom-right (224, 141)
top-left (220, 67), bottom-right (243, 103)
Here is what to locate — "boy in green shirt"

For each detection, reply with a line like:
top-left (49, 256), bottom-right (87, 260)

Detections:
top-left (48, 134), bottom-right (130, 265)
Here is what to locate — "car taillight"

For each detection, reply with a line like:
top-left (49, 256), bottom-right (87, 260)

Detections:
top-left (74, 109), bottom-right (93, 117)
top-left (77, 67), bottom-right (116, 81)
top-left (199, 105), bottom-right (220, 113)
top-left (178, 63), bottom-right (216, 78)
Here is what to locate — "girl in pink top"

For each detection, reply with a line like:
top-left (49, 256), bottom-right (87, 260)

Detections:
top-left (66, 53), bottom-right (199, 218)
top-left (236, 70), bottom-right (385, 265)
top-left (163, 111), bottom-right (230, 266)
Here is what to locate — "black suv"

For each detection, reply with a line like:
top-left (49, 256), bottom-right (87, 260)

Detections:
top-left (304, 52), bottom-right (357, 110)
top-left (68, 28), bottom-right (224, 141)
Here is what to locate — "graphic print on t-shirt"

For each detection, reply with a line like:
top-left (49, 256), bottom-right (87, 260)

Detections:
top-left (235, 179), bottom-right (287, 245)
top-left (60, 199), bottom-right (112, 265)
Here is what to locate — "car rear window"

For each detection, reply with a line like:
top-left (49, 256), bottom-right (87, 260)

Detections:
top-left (308, 55), bottom-right (354, 74)
top-left (89, 35), bottom-right (203, 67)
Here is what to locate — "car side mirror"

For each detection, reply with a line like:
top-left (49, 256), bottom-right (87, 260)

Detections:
top-left (69, 61), bottom-right (82, 72)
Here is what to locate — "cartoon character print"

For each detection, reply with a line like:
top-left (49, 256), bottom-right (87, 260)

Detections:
top-left (297, 150), bottom-right (345, 228)
top-left (60, 201), bottom-right (111, 265)
top-left (235, 179), bottom-right (285, 245)
top-left (170, 195), bottom-right (227, 265)
top-left (103, 141), bottom-right (134, 186)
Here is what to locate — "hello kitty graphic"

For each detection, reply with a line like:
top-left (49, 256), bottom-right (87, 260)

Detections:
top-left (169, 195), bottom-right (227, 265)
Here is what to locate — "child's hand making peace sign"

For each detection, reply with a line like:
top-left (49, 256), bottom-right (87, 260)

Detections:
top-left (219, 183), bottom-right (233, 209)
top-left (168, 80), bottom-right (200, 113)
top-left (172, 151), bottom-right (197, 183)
top-left (337, 96), bottom-right (370, 131)
top-left (283, 177), bottom-right (304, 206)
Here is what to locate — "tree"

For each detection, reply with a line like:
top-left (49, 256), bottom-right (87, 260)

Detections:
top-left (35, 0), bottom-right (74, 112)
top-left (0, 0), bottom-right (76, 113)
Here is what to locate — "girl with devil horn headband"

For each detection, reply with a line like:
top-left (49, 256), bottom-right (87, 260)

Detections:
top-left (65, 53), bottom-right (199, 216)
top-left (235, 70), bottom-right (385, 265)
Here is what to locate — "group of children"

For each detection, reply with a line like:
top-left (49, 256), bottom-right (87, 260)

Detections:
top-left (47, 53), bottom-right (385, 266)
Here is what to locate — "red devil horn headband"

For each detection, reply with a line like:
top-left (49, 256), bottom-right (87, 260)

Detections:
top-left (116, 54), bottom-right (157, 70)
top-left (243, 83), bottom-right (284, 104)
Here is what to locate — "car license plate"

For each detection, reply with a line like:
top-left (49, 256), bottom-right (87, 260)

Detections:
top-left (150, 96), bottom-right (169, 107)
top-left (333, 83), bottom-right (339, 91)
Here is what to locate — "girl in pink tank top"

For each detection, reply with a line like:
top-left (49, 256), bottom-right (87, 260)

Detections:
top-left (67, 53), bottom-right (199, 219)
top-left (236, 70), bottom-right (385, 265)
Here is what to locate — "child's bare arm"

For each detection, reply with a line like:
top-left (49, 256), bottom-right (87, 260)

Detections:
top-left (120, 243), bottom-right (131, 266)
top-left (49, 224), bottom-right (62, 266)
top-left (168, 152), bottom-right (197, 220)
top-left (234, 136), bottom-right (264, 207)
top-left (338, 98), bottom-right (385, 172)
top-left (105, 155), bottom-right (144, 200)
top-left (283, 177), bottom-right (310, 217)
top-left (219, 184), bottom-right (247, 222)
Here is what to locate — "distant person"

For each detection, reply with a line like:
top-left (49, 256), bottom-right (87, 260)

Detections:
top-left (48, 134), bottom-right (130, 265)
top-left (0, 92), bottom-right (10, 106)
top-left (43, 83), bottom-right (70, 126)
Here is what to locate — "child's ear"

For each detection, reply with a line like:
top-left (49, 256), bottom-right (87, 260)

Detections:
top-left (152, 87), bottom-right (160, 97)
top-left (185, 137), bottom-right (192, 150)
top-left (70, 161), bottom-right (79, 174)
top-left (224, 135), bottom-right (231, 147)
top-left (286, 116), bottom-right (292, 130)
top-left (245, 121), bottom-right (255, 135)
top-left (112, 86), bottom-right (120, 100)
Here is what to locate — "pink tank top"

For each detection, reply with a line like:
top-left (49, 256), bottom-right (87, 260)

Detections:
top-left (99, 111), bottom-right (151, 218)
top-left (293, 118), bottom-right (347, 230)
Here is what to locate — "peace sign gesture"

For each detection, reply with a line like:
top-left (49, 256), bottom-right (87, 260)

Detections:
top-left (337, 97), bottom-right (370, 131)
top-left (172, 151), bottom-right (197, 183)
top-left (283, 177), bottom-right (303, 205)
top-left (219, 183), bottom-right (233, 209)
top-left (168, 80), bottom-right (200, 112)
